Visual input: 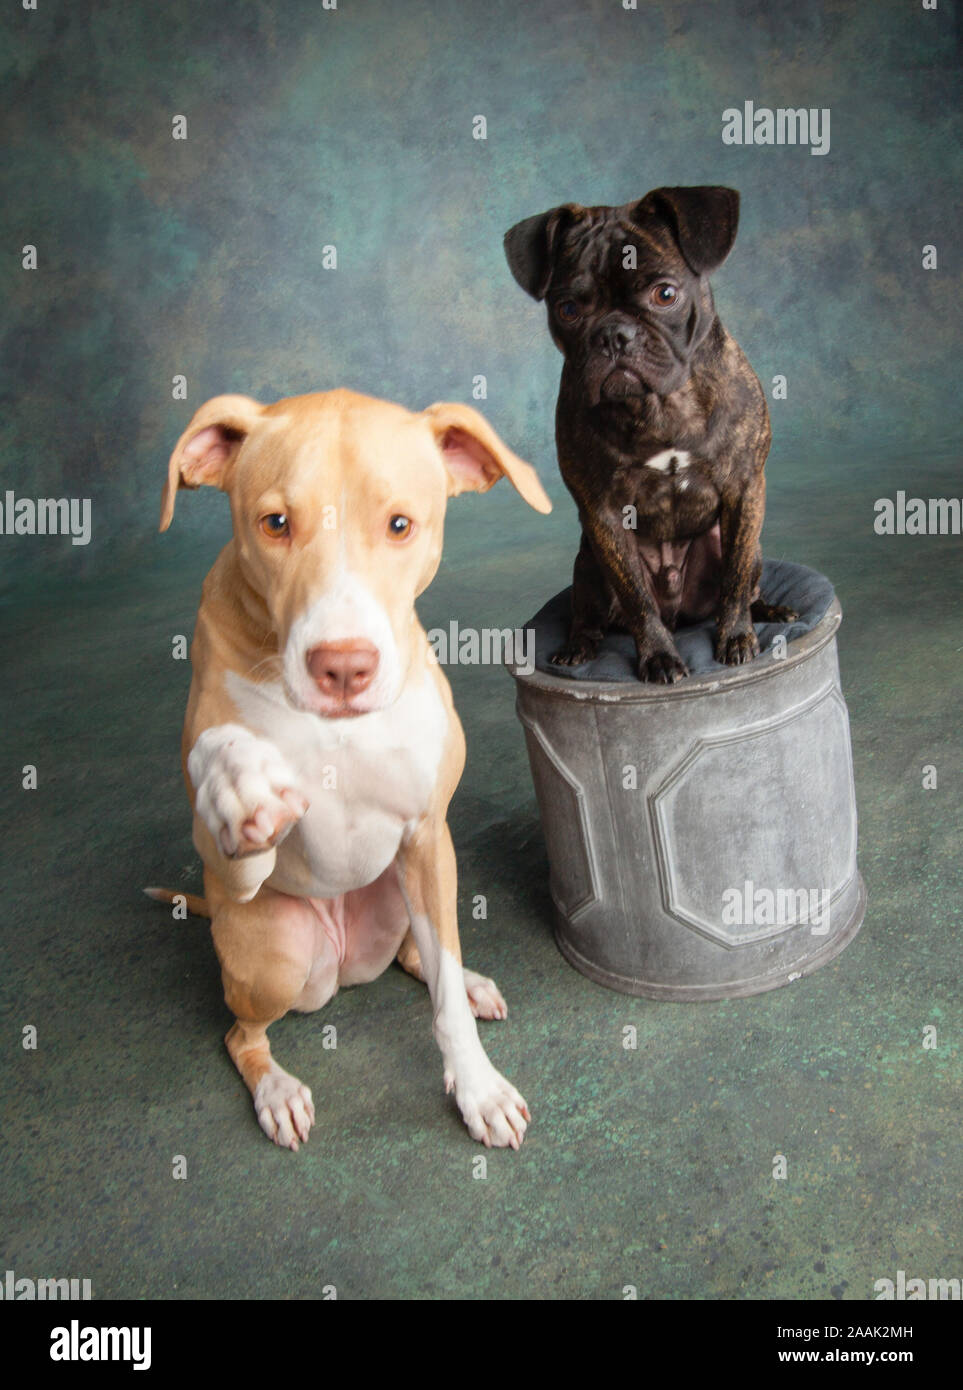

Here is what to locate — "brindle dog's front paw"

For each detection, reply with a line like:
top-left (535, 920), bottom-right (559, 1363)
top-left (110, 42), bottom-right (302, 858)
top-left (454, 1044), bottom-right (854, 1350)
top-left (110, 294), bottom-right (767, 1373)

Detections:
top-left (715, 626), bottom-right (760, 666)
top-left (638, 648), bottom-right (689, 684)
top-left (550, 636), bottom-right (600, 667)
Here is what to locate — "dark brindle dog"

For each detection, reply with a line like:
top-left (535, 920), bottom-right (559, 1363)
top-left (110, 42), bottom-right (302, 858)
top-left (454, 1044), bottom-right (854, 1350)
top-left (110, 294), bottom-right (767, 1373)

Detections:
top-left (504, 185), bottom-right (794, 683)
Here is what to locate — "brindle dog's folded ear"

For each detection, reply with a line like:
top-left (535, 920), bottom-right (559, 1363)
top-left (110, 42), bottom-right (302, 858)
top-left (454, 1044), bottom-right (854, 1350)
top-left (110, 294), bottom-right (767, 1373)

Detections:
top-left (503, 204), bottom-right (584, 301)
top-left (631, 186), bottom-right (740, 276)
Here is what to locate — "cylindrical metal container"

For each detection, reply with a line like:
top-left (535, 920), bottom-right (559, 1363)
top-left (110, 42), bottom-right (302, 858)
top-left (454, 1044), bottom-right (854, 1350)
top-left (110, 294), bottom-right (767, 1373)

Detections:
top-left (509, 598), bottom-right (865, 999)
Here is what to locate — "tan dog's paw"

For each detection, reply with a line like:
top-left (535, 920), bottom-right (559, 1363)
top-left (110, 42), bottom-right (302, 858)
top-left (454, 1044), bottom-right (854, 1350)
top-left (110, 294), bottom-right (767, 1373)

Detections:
top-left (253, 1068), bottom-right (315, 1152)
top-left (463, 968), bottom-right (508, 1021)
top-left (233, 794), bottom-right (306, 859)
top-left (446, 1058), bottom-right (530, 1149)
top-left (188, 724), bottom-right (309, 859)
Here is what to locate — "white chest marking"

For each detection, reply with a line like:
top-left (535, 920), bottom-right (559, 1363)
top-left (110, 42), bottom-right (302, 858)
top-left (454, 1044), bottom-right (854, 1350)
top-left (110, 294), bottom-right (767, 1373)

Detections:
top-left (644, 448), bottom-right (691, 474)
top-left (225, 669), bottom-right (448, 896)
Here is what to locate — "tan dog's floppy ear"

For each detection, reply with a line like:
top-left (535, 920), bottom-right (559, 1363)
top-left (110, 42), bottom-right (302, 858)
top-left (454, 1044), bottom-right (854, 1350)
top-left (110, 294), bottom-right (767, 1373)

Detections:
top-left (160, 394), bottom-right (265, 532)
top-left (422, 403), bottom-right (552, 514)
top-left (631, 186), bottom-right (740, 276)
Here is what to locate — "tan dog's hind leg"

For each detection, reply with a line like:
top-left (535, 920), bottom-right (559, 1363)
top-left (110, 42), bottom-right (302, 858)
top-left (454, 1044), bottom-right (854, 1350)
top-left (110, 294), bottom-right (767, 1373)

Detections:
top-left (209, 881), bottom-right (327, 1151)
top-left (396, 930), bottom-right (508, 1021)
top-left (397, 823), bottom-right (528, 1148)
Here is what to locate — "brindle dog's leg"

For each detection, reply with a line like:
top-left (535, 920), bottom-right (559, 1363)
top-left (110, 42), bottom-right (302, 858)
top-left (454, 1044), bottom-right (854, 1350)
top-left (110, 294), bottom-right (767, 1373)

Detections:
top-left (715, 473), bottom-right (768, 665)
top-left (574, 498), bottom-right (688, 683)
top-left (551, 531), bottom-right (614, 667)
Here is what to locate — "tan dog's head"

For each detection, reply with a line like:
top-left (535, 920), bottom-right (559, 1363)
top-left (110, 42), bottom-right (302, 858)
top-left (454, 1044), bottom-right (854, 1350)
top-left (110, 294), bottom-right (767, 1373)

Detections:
top-left (161, 389), bottom-right (551, 718)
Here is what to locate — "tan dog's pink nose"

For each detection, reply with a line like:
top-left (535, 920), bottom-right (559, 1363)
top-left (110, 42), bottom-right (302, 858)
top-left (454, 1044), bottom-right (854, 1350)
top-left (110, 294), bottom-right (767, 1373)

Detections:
top-left (306, 641), bottom-right (379, 698)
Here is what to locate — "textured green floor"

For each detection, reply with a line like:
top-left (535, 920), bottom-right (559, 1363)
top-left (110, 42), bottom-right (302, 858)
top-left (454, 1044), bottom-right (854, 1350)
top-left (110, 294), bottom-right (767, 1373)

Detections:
top-left (1, 448), bottom-right (959, 1301)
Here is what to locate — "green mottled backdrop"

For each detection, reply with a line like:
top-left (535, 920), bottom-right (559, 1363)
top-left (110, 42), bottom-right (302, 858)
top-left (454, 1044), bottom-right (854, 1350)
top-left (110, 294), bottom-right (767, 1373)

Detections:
top-left (0, 0), bottom-right (959, 582)
top-left (1, 0), bottom-right (961, 1312)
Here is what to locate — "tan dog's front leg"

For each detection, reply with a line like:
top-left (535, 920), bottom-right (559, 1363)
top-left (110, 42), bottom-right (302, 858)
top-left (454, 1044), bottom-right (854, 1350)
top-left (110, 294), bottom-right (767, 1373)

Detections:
top-left (396, 930), bottom-right (509, 1021)
top-left (398, 822), bottom-right (529, 1148)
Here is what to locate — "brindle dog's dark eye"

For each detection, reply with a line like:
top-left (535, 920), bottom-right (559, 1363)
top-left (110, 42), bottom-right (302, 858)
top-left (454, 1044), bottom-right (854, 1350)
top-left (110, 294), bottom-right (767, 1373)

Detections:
top-left (650, 283), bottom-right (679, 307)
top-left (387, 514), bottom-right (413, 540)
top-left (556, 300), bottom-right (581, 323)
top-left (259, 513), bottom-right (289, 538)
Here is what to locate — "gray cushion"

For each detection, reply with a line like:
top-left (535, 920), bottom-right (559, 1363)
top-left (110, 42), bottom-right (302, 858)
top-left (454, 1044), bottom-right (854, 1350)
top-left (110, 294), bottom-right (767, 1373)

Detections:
top-left (527, 559), bottom-right (836, 681)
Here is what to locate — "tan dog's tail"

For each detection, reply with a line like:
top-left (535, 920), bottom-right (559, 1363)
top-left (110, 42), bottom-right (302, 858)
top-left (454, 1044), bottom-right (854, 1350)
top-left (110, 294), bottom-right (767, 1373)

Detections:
top-left (143, 886), bottom-right (210, 918)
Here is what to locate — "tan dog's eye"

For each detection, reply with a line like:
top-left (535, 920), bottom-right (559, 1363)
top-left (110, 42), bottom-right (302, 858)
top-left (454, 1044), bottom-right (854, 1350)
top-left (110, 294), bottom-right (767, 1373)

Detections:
top-left (387, 514), bottom-right (413, 541)
top-left (650, 282), bottom-right (679, 307)
top-left (260, 513), bottom-right (290, 539)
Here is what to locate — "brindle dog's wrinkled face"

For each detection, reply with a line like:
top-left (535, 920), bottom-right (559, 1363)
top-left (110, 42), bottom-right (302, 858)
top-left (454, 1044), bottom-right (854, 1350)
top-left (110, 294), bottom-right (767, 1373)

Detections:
top-left (504, 186), bottom-right (740, 405)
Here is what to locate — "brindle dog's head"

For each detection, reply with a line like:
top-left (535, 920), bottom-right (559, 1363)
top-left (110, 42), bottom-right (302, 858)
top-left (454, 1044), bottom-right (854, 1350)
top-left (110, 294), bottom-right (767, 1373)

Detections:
top-left (504, 186), bottom-right (739, 406)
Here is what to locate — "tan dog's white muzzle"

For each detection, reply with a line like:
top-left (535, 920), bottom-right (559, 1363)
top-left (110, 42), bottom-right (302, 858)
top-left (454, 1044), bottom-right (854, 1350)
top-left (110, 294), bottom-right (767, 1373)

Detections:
top-left (283, 569), bottom-right (403, 717)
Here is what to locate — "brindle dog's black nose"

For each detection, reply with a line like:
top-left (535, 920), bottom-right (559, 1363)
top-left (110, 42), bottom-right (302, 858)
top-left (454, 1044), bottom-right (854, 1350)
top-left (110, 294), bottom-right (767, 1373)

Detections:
top-left (595, 319), bottom-right (638, 358)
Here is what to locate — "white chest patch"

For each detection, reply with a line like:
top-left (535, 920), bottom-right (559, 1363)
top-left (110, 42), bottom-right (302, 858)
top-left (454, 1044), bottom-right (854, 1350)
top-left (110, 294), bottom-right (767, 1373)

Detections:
top-left (644, 448), bottom-right (691, 474)
top-left (225, 669), bottom-right (448, 897)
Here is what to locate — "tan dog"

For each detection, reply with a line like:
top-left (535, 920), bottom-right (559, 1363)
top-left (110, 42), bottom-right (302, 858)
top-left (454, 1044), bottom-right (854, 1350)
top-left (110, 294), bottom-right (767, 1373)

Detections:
top-left (157, 389), bottom-right (551, 1150)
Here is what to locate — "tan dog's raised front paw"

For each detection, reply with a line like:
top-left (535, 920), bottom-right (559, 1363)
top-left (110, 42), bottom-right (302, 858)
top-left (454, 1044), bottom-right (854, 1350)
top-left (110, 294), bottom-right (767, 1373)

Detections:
top-left (188, 724), bottom-right (309, 859)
